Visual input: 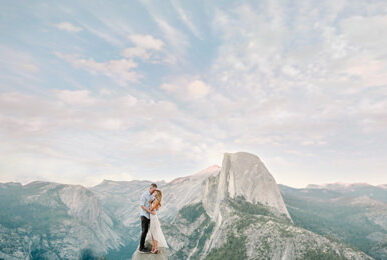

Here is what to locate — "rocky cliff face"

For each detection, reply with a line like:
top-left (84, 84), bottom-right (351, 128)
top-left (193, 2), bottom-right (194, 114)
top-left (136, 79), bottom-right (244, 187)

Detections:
top-left (280, 184), bottom-right (387, 260)
top-left (91, 179), bottom-right (154, 228)
top-left (202, 152), bottom-right (291, 222)
top-left (131, 240), bottom-right (168, 260)
top-left (164, 152), bottom-right (373, 260)
top-left (90, 165), bottom-right (220, 225)
top-left (0, 151), bottom-right (381, 259)
top-left (165, 199), bottom-right (372, 260)
top-left (0, 181), bottom-right (125, 259)
top-left (88, 165), bottom-right (220, 251)
top-left (160, 165), bottom-right (220, 221)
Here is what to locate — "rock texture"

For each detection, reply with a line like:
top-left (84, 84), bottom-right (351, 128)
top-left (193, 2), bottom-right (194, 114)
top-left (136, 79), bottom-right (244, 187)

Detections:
top-left (132, 241), bottom-right (168, 260)
top-left (0, 151), bottom-right (381, 259)
top-left (0, 181), bottom-right (125, 259)
top-left (160, 165), bottom-right (220, 221)
top-left (164, 152), bottom-right (373, 260)
top-left (203, 152), bottom-right (291, 221)
top-left (280, 183), bottom-right (387, 260)
top-left (164, 199), bottom-right (372, 260)
top-left (91, 180), bottom-right (154, 227)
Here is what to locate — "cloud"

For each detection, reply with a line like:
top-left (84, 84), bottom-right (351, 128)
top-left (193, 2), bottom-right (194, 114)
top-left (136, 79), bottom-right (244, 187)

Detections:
top-left (129, 34), bottom-right (164, 50)
top-left (2, 0), bottom-right (387, 187)
top-left (186, 80), bottom-right (211, 98)
top-left (140, 0), bottom-right (189, 64)
top-left (54, 34), bottom-right (165, 85)
top-left (0, 88), bottom-right (219, 184)
top-left (0, 45), bottom-right (40, 88)
top-left (179, 1), bottom-right (387, 188)
top-left (343, 56), bottom-right (387, 87)
top-left (54, 52), bottom-right (140, 85)
top-left (161, 78), bottom-right (211, 99)
top-left (155, 18), bottom-right (188, 60)
top-left (54, 22), bottom-right (83, 32)
top-left (301, 140), bottom-right (327, 146)
top-left (54, 89), bottom-right (96, 106)
top-left (0, 90), bottom-right (180, 134)
top-left (170, 0), bottom-right (202, 39)
top-left (122, 34), bottom-right (164, 60)
top-left (339, 15), bottom-right (387, 54)
top-left (205, 2), bottom-right (387, 139)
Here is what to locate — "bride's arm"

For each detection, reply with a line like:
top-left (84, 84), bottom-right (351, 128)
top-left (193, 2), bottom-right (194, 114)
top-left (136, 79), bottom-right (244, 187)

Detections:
top-left (147, 199), bottom-right (156, 215)
top-left (150, 199), bottom-right (159, 211)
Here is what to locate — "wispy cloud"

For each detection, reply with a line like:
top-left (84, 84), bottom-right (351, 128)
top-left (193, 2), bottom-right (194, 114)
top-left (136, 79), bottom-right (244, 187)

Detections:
top-left (54, 22), bottom-right (83, 32)
top-left (122, 34), bottom-right (164, 61)
top-left (170, 0), bottom-right (202, 39)
top-left (161, 78), bottom-right (211, 99)
top-left (141, 0), bottom-right (190, 64)
top-left (54, 52), bottom-right (141, 85)
top-left (154, 17), bottom-right (189, 63)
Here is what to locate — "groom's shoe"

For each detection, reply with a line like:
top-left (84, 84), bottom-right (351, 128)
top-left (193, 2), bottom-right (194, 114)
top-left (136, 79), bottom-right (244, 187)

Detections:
top-left (138, 248), bottom-right (150, 253)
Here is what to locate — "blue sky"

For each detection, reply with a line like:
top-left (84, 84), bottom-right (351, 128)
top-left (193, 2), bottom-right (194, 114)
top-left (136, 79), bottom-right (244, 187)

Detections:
top-left (0, 0), bottom-right (386, 187)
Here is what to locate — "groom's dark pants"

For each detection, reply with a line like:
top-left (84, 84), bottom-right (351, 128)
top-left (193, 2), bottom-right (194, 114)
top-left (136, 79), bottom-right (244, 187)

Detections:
top-left (140, 216), bottom-right (150, 250)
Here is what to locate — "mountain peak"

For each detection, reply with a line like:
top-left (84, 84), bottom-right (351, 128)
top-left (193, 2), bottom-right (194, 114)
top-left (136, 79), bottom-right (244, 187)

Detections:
top-left (203, 151), bottom-right (291, 221)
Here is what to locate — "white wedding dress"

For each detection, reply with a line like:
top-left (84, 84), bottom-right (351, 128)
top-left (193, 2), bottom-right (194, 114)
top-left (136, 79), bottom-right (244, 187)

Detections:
top-left (148, 207), bottom-right (169, 248)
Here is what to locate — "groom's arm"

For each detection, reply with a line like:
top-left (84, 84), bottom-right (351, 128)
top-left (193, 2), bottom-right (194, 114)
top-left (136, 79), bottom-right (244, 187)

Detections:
top-left (140, 205), bottom-right (154, 214)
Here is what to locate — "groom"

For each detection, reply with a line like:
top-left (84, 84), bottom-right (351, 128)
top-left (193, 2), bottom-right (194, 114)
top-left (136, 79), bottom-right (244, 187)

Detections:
top-left (138, 183), bottom-right (158, 253)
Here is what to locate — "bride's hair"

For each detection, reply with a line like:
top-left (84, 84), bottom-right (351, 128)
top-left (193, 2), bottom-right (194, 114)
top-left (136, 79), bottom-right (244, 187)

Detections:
top-left (154, 189), bottom-right (162, 207)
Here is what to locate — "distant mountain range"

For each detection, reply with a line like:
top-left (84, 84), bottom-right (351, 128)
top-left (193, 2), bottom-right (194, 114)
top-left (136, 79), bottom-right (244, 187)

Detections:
top-left (0, 151), bottom-right (385, 259)
top-left (280, 182), bottom-right (387, 259)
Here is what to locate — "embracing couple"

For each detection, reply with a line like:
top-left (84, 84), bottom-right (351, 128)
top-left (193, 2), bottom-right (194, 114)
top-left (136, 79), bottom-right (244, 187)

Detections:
top-left (138, 183), bottom-right (169, 254)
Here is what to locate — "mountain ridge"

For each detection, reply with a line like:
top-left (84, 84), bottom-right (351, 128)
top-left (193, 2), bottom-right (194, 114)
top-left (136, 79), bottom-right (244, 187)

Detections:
top-left (2, 175), bottom-right (384, 193)
top-left (0, 151), bottom-right (384, 259)
top-left (162, 152), bottom-right (372, 259)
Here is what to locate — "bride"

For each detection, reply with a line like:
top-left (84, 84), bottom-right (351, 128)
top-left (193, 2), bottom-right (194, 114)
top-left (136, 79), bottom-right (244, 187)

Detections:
top-left (148, 189), bottom-right (169, 254)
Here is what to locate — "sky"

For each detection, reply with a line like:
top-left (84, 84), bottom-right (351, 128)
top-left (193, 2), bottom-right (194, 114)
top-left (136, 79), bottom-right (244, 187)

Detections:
top-left (0, 0), bottom-right (386, 188)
